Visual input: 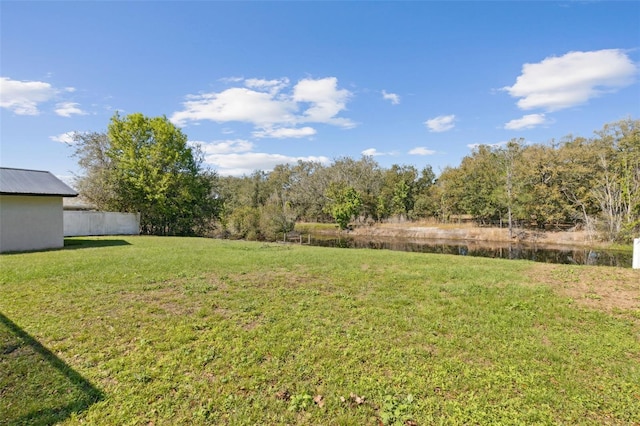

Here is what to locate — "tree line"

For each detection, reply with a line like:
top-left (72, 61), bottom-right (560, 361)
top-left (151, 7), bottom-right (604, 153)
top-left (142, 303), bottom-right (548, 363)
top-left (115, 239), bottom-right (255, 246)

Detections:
top-left (73, 114), bottom-right (639, 242)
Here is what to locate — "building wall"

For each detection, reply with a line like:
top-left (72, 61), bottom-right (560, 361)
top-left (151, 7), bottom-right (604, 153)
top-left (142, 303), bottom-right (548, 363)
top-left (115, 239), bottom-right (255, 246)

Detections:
top-left (64, 211), bottom-right (140, 236)
top-left (0, 195), bottom-right (64, 253)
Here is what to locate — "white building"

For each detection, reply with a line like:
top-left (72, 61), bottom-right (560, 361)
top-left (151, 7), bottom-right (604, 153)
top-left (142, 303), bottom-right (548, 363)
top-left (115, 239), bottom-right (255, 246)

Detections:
top-left (0, 167), bottom-right (78, 253)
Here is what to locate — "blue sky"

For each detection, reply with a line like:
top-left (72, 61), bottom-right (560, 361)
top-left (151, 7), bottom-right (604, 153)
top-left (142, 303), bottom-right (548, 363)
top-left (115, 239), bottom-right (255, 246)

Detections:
top-left (1, 1), bottom-right (639, 181)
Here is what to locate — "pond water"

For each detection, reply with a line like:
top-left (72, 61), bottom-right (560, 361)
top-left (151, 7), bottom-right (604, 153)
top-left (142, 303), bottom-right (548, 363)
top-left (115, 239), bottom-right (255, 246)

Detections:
top-left (307, 235), bottom-right (632, 268)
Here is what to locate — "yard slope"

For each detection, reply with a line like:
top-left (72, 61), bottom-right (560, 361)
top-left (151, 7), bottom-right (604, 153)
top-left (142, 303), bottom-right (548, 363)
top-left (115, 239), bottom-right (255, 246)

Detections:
top-left (1, 236), bottom-right (638, 425)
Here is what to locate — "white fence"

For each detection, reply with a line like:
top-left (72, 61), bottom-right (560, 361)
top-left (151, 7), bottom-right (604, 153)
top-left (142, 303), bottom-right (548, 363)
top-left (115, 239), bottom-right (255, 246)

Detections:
top-left (64, 211), bottom-right (140, 236)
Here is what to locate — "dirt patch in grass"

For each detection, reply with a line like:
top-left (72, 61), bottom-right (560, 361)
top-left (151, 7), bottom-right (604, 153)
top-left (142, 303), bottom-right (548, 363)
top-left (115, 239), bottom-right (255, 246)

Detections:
top-left (229, 269), bottom-right (326, 291)
top-left (115, 286), bottom-right (199, 316)
top-left (113, 276), bottom-right (225, 317)
top-left (529, 263), bottom-right (640, 312)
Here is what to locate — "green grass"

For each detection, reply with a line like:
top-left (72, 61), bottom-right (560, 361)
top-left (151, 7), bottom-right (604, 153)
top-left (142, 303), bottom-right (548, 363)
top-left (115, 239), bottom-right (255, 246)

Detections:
top-left (606, 243), bottom-right (634, 254)
top-left (1, 236), bottom-right (638, 425)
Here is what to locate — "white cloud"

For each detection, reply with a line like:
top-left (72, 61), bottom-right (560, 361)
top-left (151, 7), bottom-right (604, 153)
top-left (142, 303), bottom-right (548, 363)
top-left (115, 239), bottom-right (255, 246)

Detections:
top-left (245, 78), bottom-right (289, 94)
top-left (253, 126), bottom-right (316, 139)
top-left (504, 113), bottom-right (547, 130)
top-left (293, 77), bottom-right (354, 127)
top-left (50, 131), bottom-right (77, 144)
top-left (193, 139), bottom-right (255, 155)
top-left (171, 87), bottom-right (296, 126)
top-left (361, 148), bottom-right (397, 157)
top-left (408, 147), bottom-right (436, 155)
top-left (55, 102), bottom-right (87, 117)
top-left (171, 76), bottom-right (355, 132)
top-left (194, 138), bottom-right (330, 176)
top-left (0, 77), bottom-right (57, 115)
top-left (382, 90), bottom-right (400, 105)
top-left (425, 114), bottom-right (456, 132)
top-left (362, 148), bottom-right (383, 156)
top-left (219, 76), bottom-right (244, 84)
top-left (503, 49), bottom-right (638, 112)
top-left (206, 151), bottom-right (330, 176)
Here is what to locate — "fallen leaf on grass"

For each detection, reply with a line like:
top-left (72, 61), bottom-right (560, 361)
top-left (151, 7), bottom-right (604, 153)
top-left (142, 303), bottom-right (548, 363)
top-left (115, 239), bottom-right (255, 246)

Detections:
top-left (275, 390), bottom-right (290, 401)
top-left (351, 392), bottom-right (365, 405)
top-left (342, 392), bottom-right (366, 406)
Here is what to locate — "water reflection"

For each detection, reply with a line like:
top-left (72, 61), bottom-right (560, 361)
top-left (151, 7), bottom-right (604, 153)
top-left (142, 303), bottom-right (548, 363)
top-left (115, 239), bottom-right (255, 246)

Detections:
top-left (308, 236), bottom-right (632, 268)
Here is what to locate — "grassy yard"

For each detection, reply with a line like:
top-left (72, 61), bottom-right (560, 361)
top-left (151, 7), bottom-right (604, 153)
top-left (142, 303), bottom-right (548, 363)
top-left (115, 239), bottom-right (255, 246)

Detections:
top-left (1, 236), bottom-right (639, 425)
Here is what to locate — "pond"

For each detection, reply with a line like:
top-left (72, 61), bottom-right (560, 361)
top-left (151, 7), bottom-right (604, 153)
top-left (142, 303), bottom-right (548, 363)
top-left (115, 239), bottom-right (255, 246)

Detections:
top-left (306, 235), bottom-right (632, 268)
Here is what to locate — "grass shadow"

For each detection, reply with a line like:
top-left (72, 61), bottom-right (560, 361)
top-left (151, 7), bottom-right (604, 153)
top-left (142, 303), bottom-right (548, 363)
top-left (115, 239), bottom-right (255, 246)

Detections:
top-left (1, 238), bottom-right (131, 255)
top-left (63, 238), bottom-right (131, 250)
top-left (0, 312), bottom-right (104, 426)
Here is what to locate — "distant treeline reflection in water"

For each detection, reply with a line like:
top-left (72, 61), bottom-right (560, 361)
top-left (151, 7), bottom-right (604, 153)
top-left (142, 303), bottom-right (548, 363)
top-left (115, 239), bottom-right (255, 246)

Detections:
top-left (308, 236), bottom-right (632, 268)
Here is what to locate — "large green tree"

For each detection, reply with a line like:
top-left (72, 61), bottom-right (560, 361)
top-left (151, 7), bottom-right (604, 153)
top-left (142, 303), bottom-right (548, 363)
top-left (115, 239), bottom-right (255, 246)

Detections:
top-left (412, 166), bottom-right (437, 218)
top-left (286, 160), bottom-right (331, 222)
top-left (515, 143), bottom-right (571, 228)
top-left (325, 156), bottom-right (383, 221)
top-left (447, 145), bottom-right (506, 224)
top-left (74, 113), bottom-right (219, 236)
top-left (324, 182), bottom-right (362, 230)
top-left (107, 113), bottom-right (219, 235)
top-left (377, 164), bottom-right (419, 220)
top-left (554, 136), bottom-right (601, 233)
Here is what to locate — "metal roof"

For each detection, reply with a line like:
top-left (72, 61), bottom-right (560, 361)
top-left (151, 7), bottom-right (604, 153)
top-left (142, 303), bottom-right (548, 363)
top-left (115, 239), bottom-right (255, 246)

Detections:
top-left (0, 167), bottom-right (78, 197)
